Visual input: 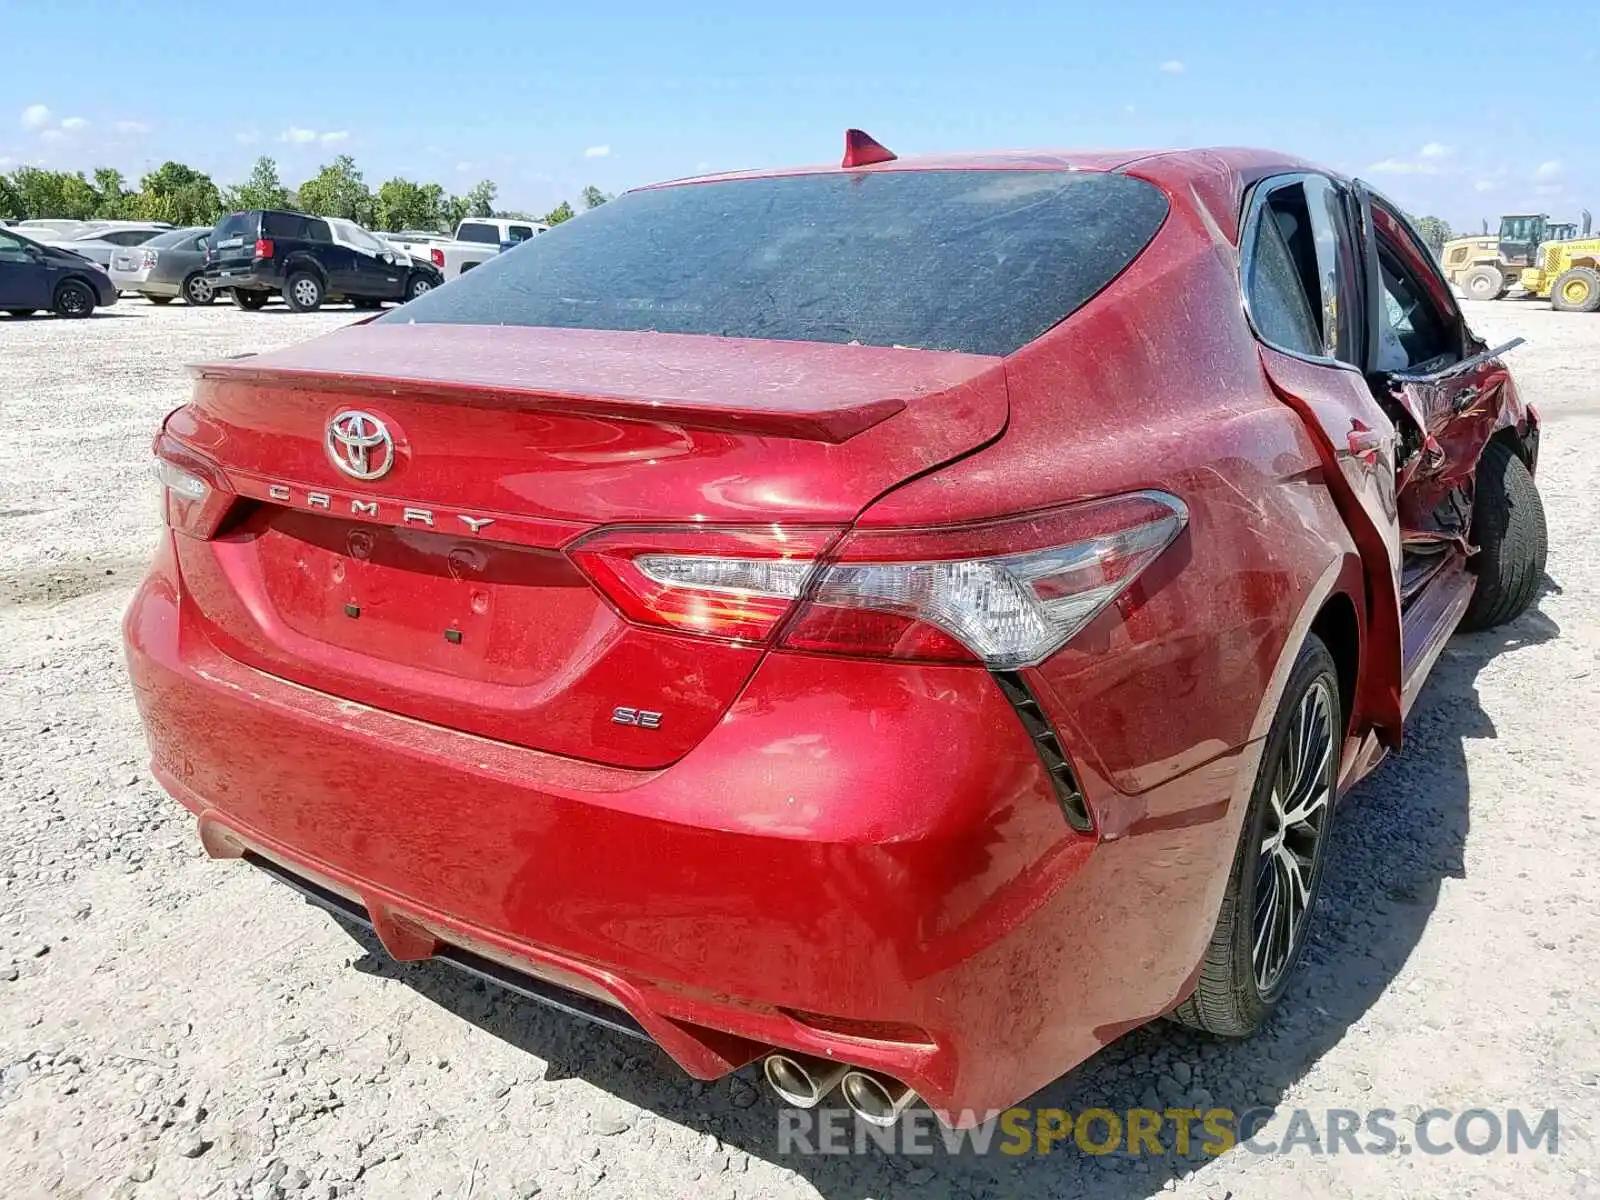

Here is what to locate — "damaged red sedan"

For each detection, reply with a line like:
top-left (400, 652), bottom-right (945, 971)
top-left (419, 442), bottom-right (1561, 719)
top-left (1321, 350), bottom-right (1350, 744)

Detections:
top-left (124, 139), bottom-right (1546, 1123)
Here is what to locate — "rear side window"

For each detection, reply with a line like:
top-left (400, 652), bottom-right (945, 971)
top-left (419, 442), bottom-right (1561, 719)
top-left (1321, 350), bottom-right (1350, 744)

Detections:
top-left (457, 222), bottom-right (500, 244)
top-left (144, 228), bottom-right (196, 249)
top-left (261, 213), bottom-right (332, 241)
top-left (1244, 176), bottom-right (1362, 365)
top-left (508, 224), bottom-right (535, 242)
top-left (385, 171), bottom-right (1170, 356)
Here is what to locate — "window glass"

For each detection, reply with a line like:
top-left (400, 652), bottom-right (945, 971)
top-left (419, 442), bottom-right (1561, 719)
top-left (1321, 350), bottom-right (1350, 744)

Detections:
top-left (1245, 186), bottom-right (1323, 358)
top-left (457, 222), bottom-right (500, 244)
top-left (213, 213), bottom-right (259, 245)
top-left (0, 231), bottom-right (34, 263)
top-left (144, 229), bottom-right (195, 249)
top-left (1373, 250), bottom-right (1453, 372)
top-left (386, 171), bottom-right (1172, 356)
top-left (1303, 177), bottom-right (1362, 365)
top-left (508, 224), bottom-right (534, 242)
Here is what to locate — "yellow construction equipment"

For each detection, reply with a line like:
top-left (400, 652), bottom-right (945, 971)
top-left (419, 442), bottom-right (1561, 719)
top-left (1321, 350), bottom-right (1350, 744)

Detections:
top-left (1520, 235), bottom-right (1600, 312)
top-left (1442, 213), bottom-right (1553, 300)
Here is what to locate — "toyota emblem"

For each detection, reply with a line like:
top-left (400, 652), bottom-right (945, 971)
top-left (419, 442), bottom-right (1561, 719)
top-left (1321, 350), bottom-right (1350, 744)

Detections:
top-left (326, 410), bottom-right (395, 481)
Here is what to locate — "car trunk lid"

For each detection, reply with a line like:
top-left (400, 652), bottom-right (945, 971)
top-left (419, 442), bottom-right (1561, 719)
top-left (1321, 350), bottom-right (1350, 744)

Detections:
top-left (165, 322), bottom-right (1008, 768)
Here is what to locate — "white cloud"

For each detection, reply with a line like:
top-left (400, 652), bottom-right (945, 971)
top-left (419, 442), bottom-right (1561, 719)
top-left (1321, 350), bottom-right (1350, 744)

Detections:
top-left (21, 104), bottom-right (50, 129)
top-left (584, 144), bottom-right (611, 158)
top-left (454, 161), bottom-right (474, 172)
top-left (60, 116), bottom-right (89, 130)
top-left (1535, 160), bottom-right (1563, 180)
top-left (1159, 60), bottom-right (1185, 74)
top-left (1420, 141), bottom-right (1451, 159)
top-left (1367, 157), bottom-right (1436, 176)
top-left (1473, 180), bottom-right (1500, 193)
top-left (320, 130), bottom-right (349, 145)
top-left (279, 126), bottom-right (319, 144)
top-left (234, 131), bottom-right (259, 145)
top-left (39, 129), bottom-right (65, 143)
top-left (116, 120), bottom-right (152, 134)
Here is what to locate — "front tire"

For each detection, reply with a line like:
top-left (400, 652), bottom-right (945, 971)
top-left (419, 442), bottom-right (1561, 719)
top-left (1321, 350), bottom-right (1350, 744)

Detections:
top-left (183, 274), bottom-right (216, 306)
top-left (1171, 636), bottom-right (1340, 1036)
top-left (53, 279), bottom-right (95, 318)
top-left (1551, 267), bottom-right (1600, 313)
top-left (1462, 265), bottom-right (1506, 301)
top-left (284, 271), bottom-right (325, 313)
top-left (231, 288), bottom-right (269, 311)
top-left (146, 295), bottom-right (174, 306)
top-left (1460, 440), bottom-right (1547, 630)
top-left (404, 273), bottom-right (434, 301)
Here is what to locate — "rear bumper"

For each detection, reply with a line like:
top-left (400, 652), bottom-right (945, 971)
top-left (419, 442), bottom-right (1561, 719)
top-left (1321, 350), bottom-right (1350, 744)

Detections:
top-left (123, 532), bottom-right (1247, 1115)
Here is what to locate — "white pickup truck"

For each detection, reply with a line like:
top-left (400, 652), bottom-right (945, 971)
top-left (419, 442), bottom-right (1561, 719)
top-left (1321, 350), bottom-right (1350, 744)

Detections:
top-left (381, 218), bottom-right (548, 282)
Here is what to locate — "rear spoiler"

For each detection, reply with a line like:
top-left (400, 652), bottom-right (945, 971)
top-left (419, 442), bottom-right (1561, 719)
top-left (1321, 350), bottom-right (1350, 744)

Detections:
top-left (192, 358), bottom-right (907, 444)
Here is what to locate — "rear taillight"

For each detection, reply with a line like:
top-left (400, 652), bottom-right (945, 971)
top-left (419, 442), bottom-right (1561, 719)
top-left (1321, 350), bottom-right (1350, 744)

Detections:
top-left (782, 492), bottom-right (1188, 667)
top-left (568, 492), bottom-right (1187, 666)
top-left (254, 238), bottom-right (274, 259)
top-left (140, 249), bottom-right (159, 269)
top-left (429, 248), bottom-right (445, 268)
top-left (153, 433), bottom-right (235, 538)
top-left (568, 526), bottom-right (842, 644)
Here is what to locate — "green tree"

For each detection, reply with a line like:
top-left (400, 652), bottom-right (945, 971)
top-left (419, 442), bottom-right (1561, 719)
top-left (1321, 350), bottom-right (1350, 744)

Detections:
top-left (133, 161), bottom-right (222, 226)
top-left (581, 185), bottom-right (612, 210)
top-left (464, 180), bottom-right (497, 219)
top-left (295, 155), bottom-right (375, 224)
top-left (542, 200), bottom-right (575, 226)
top-left (6, 167), bottom-right (99, 220)
top-left (1412, 215), bottom-right (1453, 256)
top-left (0, 173), bottom-right (22, 221)
top-left (221, 156), bottom-right (292, 212)
top-left (92, 168), bottom-right (134, 219)
top-left (375, 177), bottom-right (446, 231)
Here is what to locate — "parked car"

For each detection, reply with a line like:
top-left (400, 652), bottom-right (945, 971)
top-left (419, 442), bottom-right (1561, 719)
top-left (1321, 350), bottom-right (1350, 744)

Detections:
top-left (41, 223), bottom-right (170, 266)
top-left (108, 226), bottom-right (217, 305)
top-left (392, 218), bottom-right (547, 281)
top-left (126, 144), bottom-right (1546, 1124)
top-left (204, 209), bottom-right (443, 312)
top-left (0, 226), bottom-right (118, 316)
top-left (15, 218), bottom-right (97, 240)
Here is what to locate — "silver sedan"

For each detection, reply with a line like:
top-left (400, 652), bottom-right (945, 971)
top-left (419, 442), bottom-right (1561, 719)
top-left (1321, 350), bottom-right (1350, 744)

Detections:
top-left (107, 227), bottom-right (216, 305)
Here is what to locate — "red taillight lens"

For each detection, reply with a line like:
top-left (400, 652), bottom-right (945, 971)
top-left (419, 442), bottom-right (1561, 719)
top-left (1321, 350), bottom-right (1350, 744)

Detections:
top-left (781, 492), bottom-right (1188, 667)
top-left (254, 238), bottom-right (274, 259)
top-left (567, 526), bottom-right (843, 644)
top-left (140, 249), bottom-right (159, 269)
top-left (153, 433), bottom-right (235, 539)
top-left (430, 248), bottom-right (445, 268)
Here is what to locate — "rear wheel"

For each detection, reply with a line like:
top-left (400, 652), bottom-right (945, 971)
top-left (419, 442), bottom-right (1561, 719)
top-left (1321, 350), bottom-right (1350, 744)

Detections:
top-left (1460, 440), bottom-right (1547, 630)
top-left (1171, 636), bottom-right (1340, 1036)
top-left (146, 295), bottom-right (174, 306)
top-left (1462, 265), bottom-right (1506, 301)
top-left (183, 274), bottom-right (216, 306)
top-left (1551, 267), bottom-right (1600, 313)
top-left (285, 271), bottom-right (325, 313)
top-left (52, 279), bottom-right (95, 318)
top-left (231, 289), bottom-right (269, 311)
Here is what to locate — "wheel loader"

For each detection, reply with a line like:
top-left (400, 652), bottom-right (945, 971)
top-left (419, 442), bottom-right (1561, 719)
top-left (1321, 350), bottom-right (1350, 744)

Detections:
top-left (1441, 211), bottom-right (1589, 301)
top-left (1520, 235), bottom-right (1600, 312)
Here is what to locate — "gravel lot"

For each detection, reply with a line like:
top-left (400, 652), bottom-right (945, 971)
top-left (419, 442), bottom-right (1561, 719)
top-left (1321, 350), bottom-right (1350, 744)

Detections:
top-left (1, 297), bottom-right (1597, 1200)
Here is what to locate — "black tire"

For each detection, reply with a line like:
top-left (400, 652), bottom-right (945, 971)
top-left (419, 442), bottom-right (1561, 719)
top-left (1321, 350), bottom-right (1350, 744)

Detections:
top-left (231, 289), bottom-right (269, 311)
top-left (1171, 636), bottom-right (1340, 1037)
top-left (52, 279), bottom-right (95, 318)
top-left (350, 297), bottom-right (383, 311)
top-left (183, 274), bottom-right (216, 306)
top-left (1460, 440), bottom-right (1547, 630)
top-left (7, 309), bottom-right (36, 318)
top-left (284, 271), bottom-right (325, 313)
top-left (1550, 266), bottom-right (1600, 313)
top-left (404, 273), bottom-right (435, 301)
top-left (146, 295), bottom-right (174, 306)
top-left (1461, 265), bottom-right (1506, 301)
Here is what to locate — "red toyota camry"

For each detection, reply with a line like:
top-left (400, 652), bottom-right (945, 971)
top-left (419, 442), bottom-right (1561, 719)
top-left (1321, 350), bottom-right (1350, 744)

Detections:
top-left (124, 136), bottom-right (1546, 1124)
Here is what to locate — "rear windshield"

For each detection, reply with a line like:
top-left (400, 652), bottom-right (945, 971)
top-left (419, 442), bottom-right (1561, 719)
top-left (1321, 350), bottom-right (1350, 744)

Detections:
top-left (144, 228), bottom-right (200, 249)
top-left (212, 213), bottom-right (259, 245)
top-left (384, 170), bottom-right (1170, 355)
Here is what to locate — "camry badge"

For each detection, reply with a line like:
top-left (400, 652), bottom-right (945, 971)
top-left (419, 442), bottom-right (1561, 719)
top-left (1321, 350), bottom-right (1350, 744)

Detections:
top-left (326, 410), bottom-right (395, 481)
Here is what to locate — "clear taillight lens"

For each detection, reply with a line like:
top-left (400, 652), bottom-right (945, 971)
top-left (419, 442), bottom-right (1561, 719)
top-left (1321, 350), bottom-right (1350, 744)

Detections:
top-left (568, 492), bottom-right (1187, 666)
top-left (153, 433), bottom-right (235, 538)
top-left (141, 249), bottom-right (159, 269)
top-left (781, 492), bottom-right (1188, 667)
top-left (153, 459), bottom-right (208, 501)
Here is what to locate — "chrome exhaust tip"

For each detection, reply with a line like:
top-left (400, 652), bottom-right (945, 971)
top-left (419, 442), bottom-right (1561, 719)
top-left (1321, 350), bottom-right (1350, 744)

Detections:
top-left (762, 1052), bottom-right (848, 1108)
top-left (840, 1069), bottom-right (918, 1126)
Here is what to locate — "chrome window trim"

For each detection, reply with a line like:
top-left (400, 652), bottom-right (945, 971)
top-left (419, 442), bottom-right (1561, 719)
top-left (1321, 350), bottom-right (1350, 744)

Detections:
top-left (1237, 171), bottom-right (1362, 376)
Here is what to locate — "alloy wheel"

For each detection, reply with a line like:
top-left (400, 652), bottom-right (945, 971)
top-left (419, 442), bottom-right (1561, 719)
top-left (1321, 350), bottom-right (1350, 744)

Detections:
top-left (1252, 678), bottom-right (1334, 993)
top-left (188, 277), bottom-right (213, 303)
top-left (293, 278), bottom-right (320, 307)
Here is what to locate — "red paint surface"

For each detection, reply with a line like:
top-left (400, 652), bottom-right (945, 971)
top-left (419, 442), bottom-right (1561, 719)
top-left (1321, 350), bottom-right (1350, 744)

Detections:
top-left (123, 147), bottom-right (1536, 1117)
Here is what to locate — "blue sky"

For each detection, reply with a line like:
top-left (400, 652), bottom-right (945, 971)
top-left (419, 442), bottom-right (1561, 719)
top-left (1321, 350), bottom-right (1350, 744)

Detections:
top-left (2, 0), bottom-right (1594, 230)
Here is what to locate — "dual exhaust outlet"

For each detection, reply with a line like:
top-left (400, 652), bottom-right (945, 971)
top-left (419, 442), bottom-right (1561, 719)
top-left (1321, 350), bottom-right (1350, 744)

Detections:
top-left (761, 1052), bottom-right (917, 1126)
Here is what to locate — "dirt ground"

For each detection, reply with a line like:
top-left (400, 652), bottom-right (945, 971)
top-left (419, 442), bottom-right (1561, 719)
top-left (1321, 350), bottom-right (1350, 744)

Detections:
top-left (1, 298), bottom-right (1597, 1200)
